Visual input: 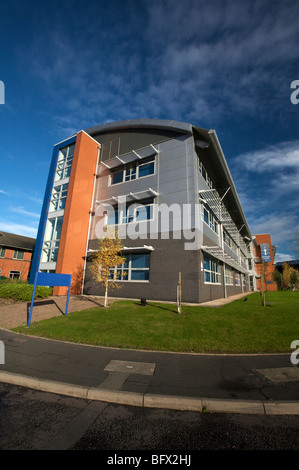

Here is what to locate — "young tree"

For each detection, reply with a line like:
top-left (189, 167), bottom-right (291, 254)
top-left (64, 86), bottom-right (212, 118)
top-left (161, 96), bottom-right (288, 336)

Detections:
top-left (282, 262), bottom-right (291, 289)
top-left (260, 260), bottom-right (270, 306)
top-left (290, 268), bottom-right (299, 290)
top-left (291, 227), bottom-right (299, 259)
top-left (90, 231), bottom-right (126, 307)
top-left (272, 269), bottom-right (283, 290)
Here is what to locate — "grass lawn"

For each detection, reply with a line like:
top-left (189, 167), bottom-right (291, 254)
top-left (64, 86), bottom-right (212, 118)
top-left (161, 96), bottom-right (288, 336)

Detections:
top-left (13, 291), bottom-right (299, 354)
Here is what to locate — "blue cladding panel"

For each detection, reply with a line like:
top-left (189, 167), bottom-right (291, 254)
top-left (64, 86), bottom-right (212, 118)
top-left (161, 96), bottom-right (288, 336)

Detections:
top-left (29, 135), bottom-right (77, 284)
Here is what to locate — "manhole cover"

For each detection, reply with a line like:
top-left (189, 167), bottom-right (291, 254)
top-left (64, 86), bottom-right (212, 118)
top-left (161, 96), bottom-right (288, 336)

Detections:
top-left (104, 360), bottom-right (156, 375)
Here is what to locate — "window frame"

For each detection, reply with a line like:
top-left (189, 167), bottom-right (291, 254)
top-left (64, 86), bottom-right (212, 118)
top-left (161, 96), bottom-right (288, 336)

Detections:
top-left (49, 182), bottom-right (69, 213)
top-left (55, 144), bottom-right (75, 182)
top-left (0, 247), bottom-right (5, 258)
top-left (198, 161), bottom-right (213, 189)
top-left (41, 216), bottom-right (64, 263)
top-left (107, 202), bottom-right (154, 226)
top-left (110, 157), bottom-right (156, 186)
top-left (109, 252), bottom-right (150, 282)
top-left (203, 254), bottom-right (221, 284)
top-left (13, 250), bottom-right (24, 260)
top-left (9, 270), bottom-right (21, 279)
top-left (201, 204), bottom-right (219, 235)
top-left (225, 266), bottom-right (234, 285)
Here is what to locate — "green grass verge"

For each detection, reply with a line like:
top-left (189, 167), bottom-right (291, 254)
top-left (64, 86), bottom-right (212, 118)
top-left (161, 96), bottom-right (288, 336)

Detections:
top-left (13, 291), bottom-right (299, 354)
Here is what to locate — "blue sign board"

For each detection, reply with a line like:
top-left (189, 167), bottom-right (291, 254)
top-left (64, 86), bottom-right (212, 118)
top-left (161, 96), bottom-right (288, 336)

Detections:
top-left (260, 243), bottom-right (271, 262)
top-left (28, 272), bottom-right (72, 327)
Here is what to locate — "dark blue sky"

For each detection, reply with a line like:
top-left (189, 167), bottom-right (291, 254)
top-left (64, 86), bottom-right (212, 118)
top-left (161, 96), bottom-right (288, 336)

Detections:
top-left (0, 0), bottom-right (298, 260)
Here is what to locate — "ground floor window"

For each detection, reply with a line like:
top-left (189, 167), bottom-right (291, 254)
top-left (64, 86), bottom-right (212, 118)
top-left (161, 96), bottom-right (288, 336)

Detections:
top-left (203, 254), bottom-right (221, 284)
top-left (225, 266), bottom-right (234, 285)
top-left (9, 270), bottom-right (21, 279)
top-left (109, 252), bottom-right (150, 281)
top-left (234, 272), bottom-right (241, 286)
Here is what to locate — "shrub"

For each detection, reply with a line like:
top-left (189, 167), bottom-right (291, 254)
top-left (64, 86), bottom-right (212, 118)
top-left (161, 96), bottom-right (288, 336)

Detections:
top-left (0, 282), bottom-right (53, 301)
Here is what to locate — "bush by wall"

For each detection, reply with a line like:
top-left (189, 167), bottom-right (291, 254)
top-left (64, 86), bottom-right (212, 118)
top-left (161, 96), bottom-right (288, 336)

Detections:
top-left (0, 282), bottom-right (53, 301)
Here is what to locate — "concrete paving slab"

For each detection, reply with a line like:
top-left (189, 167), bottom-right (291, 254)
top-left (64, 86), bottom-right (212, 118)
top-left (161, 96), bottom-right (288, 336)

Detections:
top-left (254, 367), bottom-right (299, 383)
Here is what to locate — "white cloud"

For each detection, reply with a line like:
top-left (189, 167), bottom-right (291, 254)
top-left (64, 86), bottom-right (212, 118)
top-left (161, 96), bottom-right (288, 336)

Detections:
top-left (10, 207), bottom-right (40, 218)
top-left (251, 214), bottom-right (298, 246)
top-left (235, 142), bottom-right (299, 173)
top-left (274, 252), bottom-right (294, 263)
top-left (0, 190), bottom-right (7, 195)
top-left (0, 221), bottom-right (37, 238)
top-left (18, 0), bottom-right (299, 134)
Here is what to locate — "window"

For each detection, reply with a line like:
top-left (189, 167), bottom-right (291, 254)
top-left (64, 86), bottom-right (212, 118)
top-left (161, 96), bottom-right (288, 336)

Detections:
top-left (240, 252), bottom-right (247, 267)
top-left (234, 272), bottom-right (241, 286)
top-left (111, 158), bottom-right (155, 185)
top-left (55, 144), bottom-right (75, 182)
top-left (50, 183), bottom-right (69, 212)
top-left (225, 266), bottom-right (234, 285)
top-left (203, 254), bottom-right (221, 284)
top-left (125, 163), bottom-right (137, 181)
top-left (223, 229), bottom-right (233, 248)
top-left (9, 271), bottom-right (20, 279)
top-left (107, 209), bottom-right (120, 226)
top-left (110, 253), bottom-right (150, 281)
top-left (112, 171), bottom-right (124, 185)
top-left (13, 250), bottom-right (24, 260)
top-left (0, 247), bottom-right (5, 257)
top-left (201, 204), bottom-right (219, 235)
top-left (107, 202), bottom-right (154, 225)
top-left (138, 160), bottom-right (155, 178)
top-left (199, 161), bottom-right (213, 189)
top-left (41, 216), bottom-right (63, 263)
top-left (122, 203), bottom-right (153, 224)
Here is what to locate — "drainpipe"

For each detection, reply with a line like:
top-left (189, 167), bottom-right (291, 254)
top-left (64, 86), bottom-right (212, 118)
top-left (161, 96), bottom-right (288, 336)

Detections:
top-left (220, 223), bottom-right (227, 298)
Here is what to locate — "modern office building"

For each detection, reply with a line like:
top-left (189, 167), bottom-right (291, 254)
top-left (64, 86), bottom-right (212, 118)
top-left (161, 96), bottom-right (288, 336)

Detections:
top-left (0, 231), bottom-right (35, 281)
top-left (252, 233), bottom-right (277, 291)
top-left (30, 119), bottom-right (257, 303)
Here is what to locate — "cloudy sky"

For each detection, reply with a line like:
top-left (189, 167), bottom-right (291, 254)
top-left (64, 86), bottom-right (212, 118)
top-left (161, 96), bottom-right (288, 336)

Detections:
top-left (0, 0), bottom-right (298, 261)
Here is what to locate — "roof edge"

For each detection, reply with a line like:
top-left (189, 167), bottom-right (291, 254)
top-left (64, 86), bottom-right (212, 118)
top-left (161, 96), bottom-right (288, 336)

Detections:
top-left (85, 119), bottom-right (194, 136)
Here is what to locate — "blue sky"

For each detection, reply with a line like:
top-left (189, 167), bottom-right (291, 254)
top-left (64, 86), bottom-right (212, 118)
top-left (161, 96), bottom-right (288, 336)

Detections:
top-left (0, 0), bottom-right (298, 262)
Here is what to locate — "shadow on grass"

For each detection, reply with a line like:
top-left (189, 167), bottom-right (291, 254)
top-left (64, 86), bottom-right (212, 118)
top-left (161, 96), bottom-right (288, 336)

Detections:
top-left (133, 300), bottom-right (189, 315)
top-left (26, 299), bottom-right (65, 325)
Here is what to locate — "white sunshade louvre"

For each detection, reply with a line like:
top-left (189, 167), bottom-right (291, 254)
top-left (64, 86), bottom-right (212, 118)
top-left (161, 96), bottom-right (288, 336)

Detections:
top-left (199, 189), bottom-right (248, 253)
top-left (100, 144), bottom-right (158, 169)
top-left (201, 245), bottom-right (248, 274)
top-left (121, 245), bottom-right (154, 252)
top-left (96, 188), bottom-right (158, 206)
top-left (87, 245), bottom-right (154, 253)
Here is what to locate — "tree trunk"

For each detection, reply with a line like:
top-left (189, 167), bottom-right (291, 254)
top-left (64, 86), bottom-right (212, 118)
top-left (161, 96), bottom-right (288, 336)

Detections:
top-left (104, 281), bottom-right (108, 308)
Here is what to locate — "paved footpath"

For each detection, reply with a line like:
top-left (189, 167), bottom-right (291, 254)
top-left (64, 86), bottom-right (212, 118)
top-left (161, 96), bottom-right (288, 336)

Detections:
top-left (0, 294), bottom-right (299, 415)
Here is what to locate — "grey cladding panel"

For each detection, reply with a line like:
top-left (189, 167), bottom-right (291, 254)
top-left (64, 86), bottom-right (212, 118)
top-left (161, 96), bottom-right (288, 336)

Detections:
top-left (96, 129), bottom-right (184, 161)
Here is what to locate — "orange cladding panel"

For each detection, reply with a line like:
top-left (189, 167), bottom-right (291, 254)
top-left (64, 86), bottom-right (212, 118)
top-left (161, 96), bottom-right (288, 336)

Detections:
top-left (54, 131), bottom-right (99, 295)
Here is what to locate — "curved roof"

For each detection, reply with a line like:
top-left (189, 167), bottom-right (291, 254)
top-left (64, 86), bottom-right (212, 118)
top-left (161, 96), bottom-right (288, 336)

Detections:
top-left (85, 118), bottom-right (194, 136)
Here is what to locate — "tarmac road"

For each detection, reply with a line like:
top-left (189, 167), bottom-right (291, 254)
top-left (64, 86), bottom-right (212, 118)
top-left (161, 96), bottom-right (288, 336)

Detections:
top-left (1, 381), bottom-right (299, 452)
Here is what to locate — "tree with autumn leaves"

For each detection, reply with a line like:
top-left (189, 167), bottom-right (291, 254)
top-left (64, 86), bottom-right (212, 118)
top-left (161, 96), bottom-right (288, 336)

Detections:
top-left (90, 231), bottom-right (126, 307)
